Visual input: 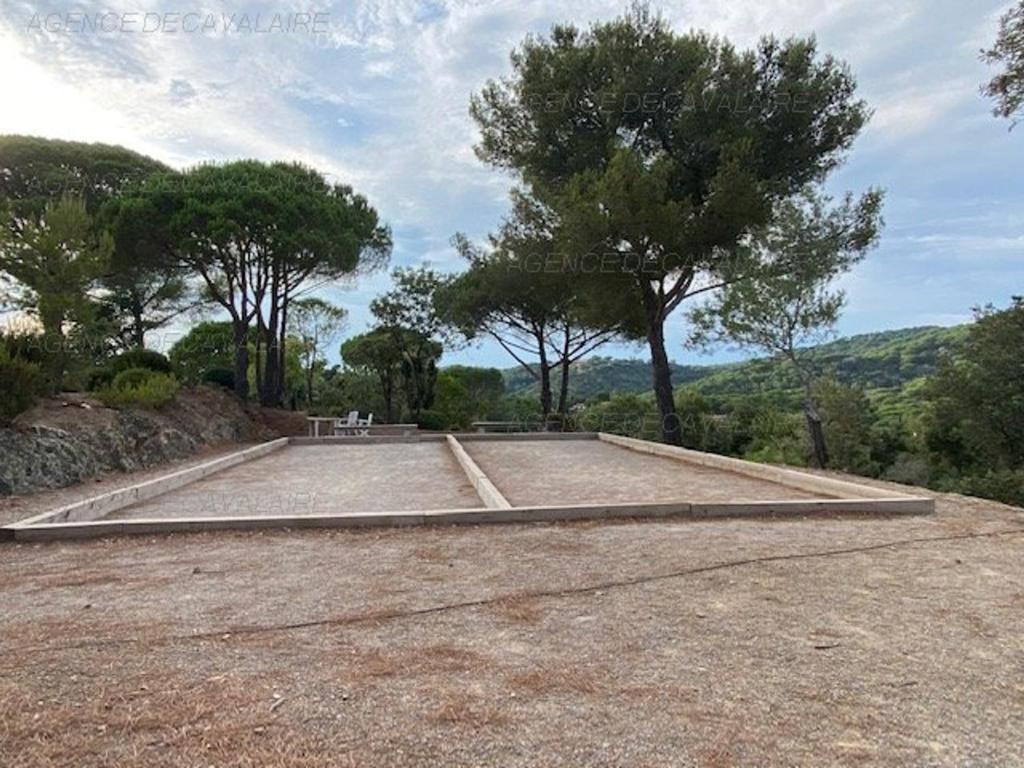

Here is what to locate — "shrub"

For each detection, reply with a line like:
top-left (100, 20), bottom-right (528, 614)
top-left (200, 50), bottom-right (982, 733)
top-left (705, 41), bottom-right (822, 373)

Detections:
top-left (947, 470), bottom-right (1024, 508)
top-left (0, 352), bottom-right (47, 424)
top-left (111, 367), bottom-right (156, 389)
top-left (416, 409), bottom-right (448, 431)
top-left (98, 368), bottom-right (180, 409)
top-left (86, 349), bottom-right (174, 392)
top-left (201, 367), bottom-right (235, 389)
top-left (1, 329), bottom-right (47, 365)
top-left (87, 366), bottom-right (116, 391)
top-left (111, 348), bottom-right (173, 375)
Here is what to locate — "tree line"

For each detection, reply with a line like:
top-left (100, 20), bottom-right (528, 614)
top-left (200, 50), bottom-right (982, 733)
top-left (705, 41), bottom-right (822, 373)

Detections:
top-left (2, 2), bottom-right (1021, 504)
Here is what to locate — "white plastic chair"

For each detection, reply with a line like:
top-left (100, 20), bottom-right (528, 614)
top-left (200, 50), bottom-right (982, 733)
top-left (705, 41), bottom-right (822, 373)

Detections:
top-left (334, 410), bottom-right (359, 436)
top-left (356, 413), bottom-right (373, 436)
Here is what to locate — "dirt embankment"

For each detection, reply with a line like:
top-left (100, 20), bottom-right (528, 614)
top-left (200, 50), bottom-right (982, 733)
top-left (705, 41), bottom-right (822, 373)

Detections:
top-left (0, 386), bottom-right (289, 496)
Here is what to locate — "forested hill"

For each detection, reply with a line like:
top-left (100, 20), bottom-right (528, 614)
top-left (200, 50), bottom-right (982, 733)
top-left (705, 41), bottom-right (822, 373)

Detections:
top-left (501, 325), bottom-right (969, 402)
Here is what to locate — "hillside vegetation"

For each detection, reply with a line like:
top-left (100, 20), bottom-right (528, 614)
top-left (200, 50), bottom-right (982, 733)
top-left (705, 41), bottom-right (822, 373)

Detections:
top-left (502, 325), bottom-right (968, 417)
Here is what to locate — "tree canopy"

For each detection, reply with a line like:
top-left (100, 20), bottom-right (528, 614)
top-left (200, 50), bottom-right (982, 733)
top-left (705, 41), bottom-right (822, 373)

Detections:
top-left (0, 134), bottom-right (169, 225)
top-left (688, 186), bottom-right (884, 466)
top-left (109, 160), bottom-right (391, 402)
top-left (471, 5), bottom-right (869, 443)
top-left (981, 0), bottom-right (1024, 127)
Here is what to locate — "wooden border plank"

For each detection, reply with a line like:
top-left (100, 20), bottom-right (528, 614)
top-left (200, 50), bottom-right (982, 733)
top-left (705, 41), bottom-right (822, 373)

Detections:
top-left (445, 435), bottom-right (512, 509)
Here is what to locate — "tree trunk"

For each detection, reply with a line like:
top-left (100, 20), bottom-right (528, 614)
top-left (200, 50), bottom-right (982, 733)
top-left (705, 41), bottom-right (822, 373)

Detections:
top-left (556, 360), bottom-right (570, 415)
top-left (641, 283), bottom-right (682, 446)
top-left (38, 299), bottom-right (66, 392)
top-left (260, 329), bottom-right (279, 407)
top-left (556, 330), bottom-right (571, 414)
top-left (382, 372), bottom-right (395, 423)
top-left (232, 322), bottom-right (249, 400)
top-left (803, 391), bottom-right (829, 469)
top-left (537, 334), bottom-right (552, 417)
top-left (306, 325), bottom-right (318, 407)
top-left (276, 300), bottom-right (289, 406)
top-left (131, 304), bottom-right (146, 349)
top-left (260, 322), bottom-right (282, 408)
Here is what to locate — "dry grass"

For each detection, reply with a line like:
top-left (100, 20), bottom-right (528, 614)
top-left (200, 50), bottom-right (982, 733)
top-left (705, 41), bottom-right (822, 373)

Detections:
top-left (425, 692), bottom-right (511, 729)
top-left (507, 667), bottom-right (602, 696)
top-left (0, 672), bottom-right (349, 768)
top-left (412, 545), bottom-right (451, 563)
top-left (3, 481), bottom-right (1023, 767)
top-left (490, 595), bottom-right (543, 623)
top-left (347, 643), bottom-right (489, 681)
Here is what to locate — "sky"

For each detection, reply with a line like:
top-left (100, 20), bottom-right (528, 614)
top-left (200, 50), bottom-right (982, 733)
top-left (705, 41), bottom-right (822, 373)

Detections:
top-left (0, 0), bottom-right (1021, 368)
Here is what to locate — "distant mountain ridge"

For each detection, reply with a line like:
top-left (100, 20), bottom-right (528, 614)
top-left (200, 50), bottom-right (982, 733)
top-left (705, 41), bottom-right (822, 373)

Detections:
top-left (500, 325), bottom-right (969, 406)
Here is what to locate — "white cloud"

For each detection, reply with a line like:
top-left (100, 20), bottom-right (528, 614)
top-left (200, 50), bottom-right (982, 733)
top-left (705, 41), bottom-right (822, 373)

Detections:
top-left (1, 0), bottom-right (1022, 365)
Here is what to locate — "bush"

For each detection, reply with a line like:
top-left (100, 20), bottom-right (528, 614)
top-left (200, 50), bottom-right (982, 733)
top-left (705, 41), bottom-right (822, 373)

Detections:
top-left (201, 367), bottom-right (235, 389)
top-left (946, 470), bottom-right (1024, 508)
top-left (111, 348), bottom-right (173, 375)
top-left (86, 349), bottom-right (174, 392)
top-left (1, 329), bottom-right (47, 365)
top-left (0, 352), bottom-right (47, 424)
top-left (87, 366), bottom-right (116, 391)
top-left (97, 368), bottom-right (180, 409)
top-left (416, 409), bottom-right (448, 431)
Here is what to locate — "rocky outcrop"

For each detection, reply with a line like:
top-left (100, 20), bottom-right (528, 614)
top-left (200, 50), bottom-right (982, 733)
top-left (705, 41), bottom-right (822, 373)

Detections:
top-left (0, 387), bottom-right (276, 496)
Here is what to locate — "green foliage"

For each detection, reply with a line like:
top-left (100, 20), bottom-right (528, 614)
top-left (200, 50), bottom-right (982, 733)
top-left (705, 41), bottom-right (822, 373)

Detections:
top-left (96, 265), bottom-right (195, 351)
top-left (87, 348), bottom-right (174, 392)
top-left (201, 367), bottom-right (235, 389)
top-left (291, 297), bottom-right (348, 406)
top-left (472, 5), bottom-right (870, 443)
top-left (0, 134), bottom-right (168, 221)
top-left (112, 348), bottom-right (172, 374)
top-left (742, 409), bottom-right (807, 466)
top-left (573, 393), bottom-right (661, 440)
top-left (503, 326), bottom-right (967, 417)
top-left (414, 409), bottom-right (448, 431)
top-left (0, 348), bottom-right (46, 424)
top-left (814, 379), bottom-right (884, 476)
top-left (314, 366), bottom-right (386, 418)
top-left (981, 1), bottom-right (1024, 126)
top-left (942, 470), bottom-right (1024, 508)
top-left (442, 191), bottom-right (624, 415)
top-left (341, 327), bottom-right (442, 422)
top-left (0, 193), bottom-right (113, 389)
top-left (169, 322), bottom-right (238, 384)
top-left (924, 300), bottom-right (1024, 474)
top-left (372, 267), bottom-right (450, 342)
top-left (430, 366), bottom-right (505, 429)
top-left (1, 327), bottom-right (46, 366)
top-left (86, 367), bottom-right (116, 391)
top-left (688, 187), bottom-right (883, 360)
top-left (97, 368), bottom-right (180, 409)
top-left (110, 159), bottom-right (391, 403)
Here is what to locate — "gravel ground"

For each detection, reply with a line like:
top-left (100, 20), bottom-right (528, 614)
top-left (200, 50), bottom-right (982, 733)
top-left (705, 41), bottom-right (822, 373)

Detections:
top-left (0, 443), bottom-right (254, 527)
top-left (1, 473), bottom-right (1022, 767)
top-left (106, 443), bottom-right (480, 519)
top-left (463, 439), bottom-right (828, 505)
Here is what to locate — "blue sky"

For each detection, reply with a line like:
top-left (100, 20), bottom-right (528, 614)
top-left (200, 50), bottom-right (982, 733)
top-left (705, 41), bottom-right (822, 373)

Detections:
top-left (1, 0), bottom-right (1021, 368)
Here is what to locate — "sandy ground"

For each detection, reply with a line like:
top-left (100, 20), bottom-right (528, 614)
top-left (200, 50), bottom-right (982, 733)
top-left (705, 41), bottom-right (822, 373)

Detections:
top-left (1, 472), bottom-right (1022, 767)
top-left (107, 443), bottom-right (481, 519)
top-left (463, 439), bottom-right (828, 506)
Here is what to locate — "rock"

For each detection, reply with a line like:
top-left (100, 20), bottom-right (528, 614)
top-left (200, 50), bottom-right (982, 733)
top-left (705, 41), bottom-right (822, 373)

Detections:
top-left (0, 386), bottom-right (276, 495)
